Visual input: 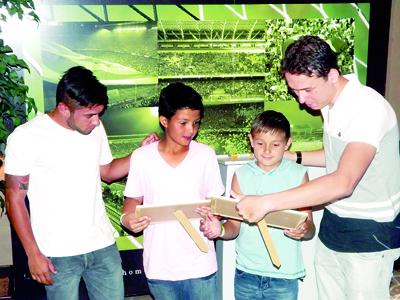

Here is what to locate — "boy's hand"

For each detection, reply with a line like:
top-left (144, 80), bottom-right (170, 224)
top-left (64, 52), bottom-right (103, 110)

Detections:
top-left (283, 219), bottom-right (310, 240)
top-left (196, 206), bottom-right (222, 240)
top-left (194, 206), bottom-right (212, 219)
top-left (122, 213), bottom-right (151, 233)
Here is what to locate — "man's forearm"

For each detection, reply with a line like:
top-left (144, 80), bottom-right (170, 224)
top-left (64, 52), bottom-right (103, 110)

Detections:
top-left (5, 175), bottom-right (41, 257)
top-left (285, 149), bottom-right (325, 167)
top-left (264, 170), bottom-right (351, 213)
top-left (7, 201), bottom-right (41, 256)
top-left (101, 154), bottom-right (131, 183)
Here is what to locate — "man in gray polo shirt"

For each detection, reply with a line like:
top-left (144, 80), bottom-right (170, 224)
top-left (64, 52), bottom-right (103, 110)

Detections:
top-left (236, 35), bottom-right (400, 300)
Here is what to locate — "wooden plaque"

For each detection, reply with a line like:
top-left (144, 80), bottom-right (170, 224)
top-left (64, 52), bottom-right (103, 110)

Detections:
top-left (134, 200), bottom-right (211, 224)
top-left (208, 196), bottom-right (308, 229)
top-left (258, 219), bottom-right (281, 268)
top-left (134, 201), bottom-right (211, 253)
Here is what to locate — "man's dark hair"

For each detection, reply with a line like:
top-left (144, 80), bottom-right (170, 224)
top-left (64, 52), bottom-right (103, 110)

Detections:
top-left (158, 82), bottom-right (204, 130)
top-left (281, 35), bottom-right (340, 78)
top-left (250, 110), bottom-right (291, 140)
top-left (56, 66), bottom-right (108, 109)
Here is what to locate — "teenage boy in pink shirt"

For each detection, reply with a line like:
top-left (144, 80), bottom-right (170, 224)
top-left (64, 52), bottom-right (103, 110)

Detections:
top-left (121, 82), bottom-right (224, 300)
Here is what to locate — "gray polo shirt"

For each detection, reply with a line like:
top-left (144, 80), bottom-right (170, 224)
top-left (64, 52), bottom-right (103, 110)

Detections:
top-left (319, 75), bottom-right (400, 252)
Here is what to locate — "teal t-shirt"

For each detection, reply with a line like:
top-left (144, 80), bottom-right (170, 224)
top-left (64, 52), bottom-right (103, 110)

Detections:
top-left (235, 159), bottom-right (307, 279)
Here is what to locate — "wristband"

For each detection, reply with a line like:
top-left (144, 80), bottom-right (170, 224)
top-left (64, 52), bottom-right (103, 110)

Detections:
top-left (219, 224), bottom-right (225, 238)
top-left (120, 213), bottom-right (127, 225)
top-left (296, 151), bottom-right (302, 164)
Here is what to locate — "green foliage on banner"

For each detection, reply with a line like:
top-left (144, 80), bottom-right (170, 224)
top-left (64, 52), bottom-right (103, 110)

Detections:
top-left (0, 0), bottom-right (39, 215)
top-left (264, 18), bottom-right (354, 104)
top-left (0, 0), bottom-right (38, 22)
top-left (0, 0), bottom-right (39, 154)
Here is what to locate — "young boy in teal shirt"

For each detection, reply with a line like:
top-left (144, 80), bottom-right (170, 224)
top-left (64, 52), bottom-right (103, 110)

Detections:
top-left (200, 110), bottom-right (315, 300)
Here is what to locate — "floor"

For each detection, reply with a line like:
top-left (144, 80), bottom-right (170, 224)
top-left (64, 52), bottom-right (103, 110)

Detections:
top-left (0, 216), bottom-right (12, 266)
top-left (391, 269), bottom-right (400, 299)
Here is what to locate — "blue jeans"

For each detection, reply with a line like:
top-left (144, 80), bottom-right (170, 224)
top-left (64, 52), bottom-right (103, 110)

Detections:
top-left (45, 244), bottom-right (124, 300)
top-left (234, 269), bottom-right (298, 300)
top-left (147, 272), bottom-right (217, 300)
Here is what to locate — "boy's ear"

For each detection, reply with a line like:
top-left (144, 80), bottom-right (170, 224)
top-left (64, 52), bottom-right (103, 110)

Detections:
top-left (159, 116), bottom-right (168, 128)
top-left (285, 137), bottom-right (292, 150)
top-left (248, 134), bottom-right (254, 148)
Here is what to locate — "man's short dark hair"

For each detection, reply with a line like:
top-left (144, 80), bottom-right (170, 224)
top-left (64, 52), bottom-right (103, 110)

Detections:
top-left (56, 66), bottom-right (108, 109)
top-left (250, 110), bottom-right (291, 140)
top-left (281, 35), bottom-right (340, 78)
top-left (158, 82), bottom-right (204, 129)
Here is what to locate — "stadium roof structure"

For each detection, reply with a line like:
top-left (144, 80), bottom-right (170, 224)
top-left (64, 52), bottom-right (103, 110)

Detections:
top-left (39, 1), bottom-right (372, 25)
top-left (158, 20), bottom-right (266, 42)
top-left (37, 1), bottom-right (390, 95)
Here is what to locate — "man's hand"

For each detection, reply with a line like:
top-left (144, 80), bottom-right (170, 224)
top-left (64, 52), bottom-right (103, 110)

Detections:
top-left (28, 252), bottom-right (56, 285)
top-left (233, 190), bottom-right (270, 223)
top-left (140, 133), bottom-right (159, 147)
top-left (121, 213), bottom-right (151, 233)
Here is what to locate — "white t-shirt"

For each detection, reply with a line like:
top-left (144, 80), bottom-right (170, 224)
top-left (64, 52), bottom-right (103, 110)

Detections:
top-left (5, 114), bottom-right (115, 256)
top-left (321, 74), bottom-right (397, 151)
top-left (124, 141), bottom-right (225, 280)
top-left (321, 74), bottom-right (400, 221)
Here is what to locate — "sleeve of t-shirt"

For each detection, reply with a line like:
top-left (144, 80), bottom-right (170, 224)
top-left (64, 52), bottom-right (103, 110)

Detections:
top-left (204, 148), bottom-right (225, 197)
top-left (4, 127), bottom-right (33, 176)
top-left (98, 122), bottom-right (113, 166)
top-left (346, 91), bottom-right (395, 151)
top-left (124, 149), bottom-right (144, 198)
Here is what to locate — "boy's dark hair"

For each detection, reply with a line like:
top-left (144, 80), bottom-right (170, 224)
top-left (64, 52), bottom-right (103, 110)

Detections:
top-left (158, 82), bottom-right (204, 129)
top-left (281, 35), bottom-right (340, 78)
top-left (56, 66), bottom-right (108, 109)
top-left (250, 110), bottom-right (291, 139)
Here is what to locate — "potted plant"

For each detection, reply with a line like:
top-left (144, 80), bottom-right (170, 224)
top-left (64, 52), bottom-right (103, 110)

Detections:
top-left (0, 0), bottom-right (38, 216)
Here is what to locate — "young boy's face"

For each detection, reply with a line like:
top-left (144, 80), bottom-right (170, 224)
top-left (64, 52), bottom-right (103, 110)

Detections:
top-left (160, 108), bottom-right (201, 147)
top-left (249, 130), bottom-right (291, 172)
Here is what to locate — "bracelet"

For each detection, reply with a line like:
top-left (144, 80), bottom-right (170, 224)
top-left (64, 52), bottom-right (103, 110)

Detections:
top-left (120, 213), bottom-right (127, 225)
top-left (296, 151), bottom-right (302, 164)
top-left (219, 224), bottom-right (225, 238)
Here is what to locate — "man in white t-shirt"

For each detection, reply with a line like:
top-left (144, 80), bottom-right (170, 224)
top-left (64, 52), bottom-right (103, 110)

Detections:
top-left (236, 35), bottom-right (400, 299)
top-left (5, 66), bottom-right (131, 300)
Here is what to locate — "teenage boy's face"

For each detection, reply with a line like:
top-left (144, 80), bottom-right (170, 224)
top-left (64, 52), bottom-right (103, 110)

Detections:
top-left (285, 71), bottom-right (336, 110)
top-left (249, 130), bottom-right (291, 172)
top-left (66, 104), bottom-right (104, 135)
top-left (160, 108), bottom-right (201, 147)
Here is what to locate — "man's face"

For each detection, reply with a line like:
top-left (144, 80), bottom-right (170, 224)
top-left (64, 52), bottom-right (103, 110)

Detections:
top-left (66, 104), bottom-right (105, 135)
top-left (284, 72), bottom-right (336, 110)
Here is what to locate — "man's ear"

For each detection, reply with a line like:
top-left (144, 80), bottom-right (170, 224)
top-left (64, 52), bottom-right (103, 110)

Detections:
top-left (327, 68), bottom-right (340, 83)
top-left (285, 137), bottom-right (292, 150)
top-left (159, 116), bottom-right (169, 129)
top-left (57, 102), bottom-right (71, 117)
